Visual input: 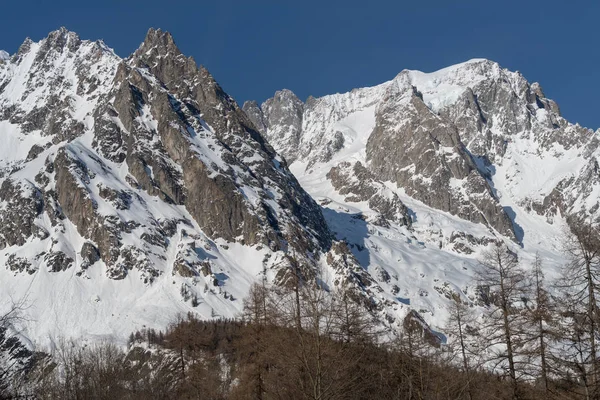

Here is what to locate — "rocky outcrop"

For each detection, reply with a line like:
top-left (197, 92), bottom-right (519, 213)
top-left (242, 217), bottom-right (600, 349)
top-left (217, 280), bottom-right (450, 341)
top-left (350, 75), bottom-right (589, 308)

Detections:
top-left (0, 179), bottom-right (45, 249)
top-left (1, 28), bottom-right (118, 143)
top-left (122, 29), bottom-right (330, 253)
top-left (242, 100), bottom-right (267, 133)
top-left (327, 161), bottom-right (412, 227)
top-left (54, 148), bottom-right (121, 268)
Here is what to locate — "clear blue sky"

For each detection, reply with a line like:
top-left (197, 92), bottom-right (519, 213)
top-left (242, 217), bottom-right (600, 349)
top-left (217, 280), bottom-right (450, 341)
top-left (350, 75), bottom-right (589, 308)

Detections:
top-left (1, 1), bottom-right (598, 128)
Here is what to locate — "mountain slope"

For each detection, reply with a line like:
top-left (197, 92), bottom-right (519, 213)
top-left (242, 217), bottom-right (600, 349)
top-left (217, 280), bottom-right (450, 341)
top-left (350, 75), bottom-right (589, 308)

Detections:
top-left (245, 59), bottom-right (600, 240)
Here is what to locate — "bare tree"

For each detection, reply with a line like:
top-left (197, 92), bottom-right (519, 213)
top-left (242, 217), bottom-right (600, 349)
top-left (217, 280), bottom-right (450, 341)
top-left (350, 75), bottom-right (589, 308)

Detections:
top-left (237, 282), bottom-right (276, 400)
top-left (557, 221), bottom-right (600, 399)
top-left (521, 253), bottom-right (555, 393)
top-left (0, 295), bottom-right (32, 398)
top-left (445, 296), bottom-right (480, 400)
top-left (476, 243), bottom-right (528, 399)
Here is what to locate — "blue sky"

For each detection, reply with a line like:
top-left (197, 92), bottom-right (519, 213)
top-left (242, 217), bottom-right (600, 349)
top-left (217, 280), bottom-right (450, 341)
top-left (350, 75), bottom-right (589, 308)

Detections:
top-left (1, 1), bottom-right (598, 128)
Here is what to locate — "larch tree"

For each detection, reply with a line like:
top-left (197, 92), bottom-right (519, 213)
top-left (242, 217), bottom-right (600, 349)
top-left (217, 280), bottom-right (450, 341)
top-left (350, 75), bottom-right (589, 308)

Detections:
top-left (445, 296), bottom-right (480, 400)
top-left (476, 243), bottom-right (528, 399)
top-left (556, 221), bottom-right (600, 399)
top-left (521, 253), bottom-right (555, 393)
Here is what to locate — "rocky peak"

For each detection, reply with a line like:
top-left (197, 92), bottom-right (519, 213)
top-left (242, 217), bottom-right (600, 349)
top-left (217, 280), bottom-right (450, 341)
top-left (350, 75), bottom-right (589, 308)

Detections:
top-left (136, 28), bottom-right (182, 59)
top-left (257, 89), bottom-right (304, 163)
top-left (14, 38), bottom-right (33, 61)
top-left (242, 100), bottom-right (267, 133)
top-left (0, 29), bottom-right (346, 334)
top-left (130, 28), bottom-right (196, 87)
top-left (130, 29), bottom-right (259, 149)
top-left (43, 27), bottom-right (81, 52)
top-left (365, 73), bottom-right (517, 240)
top-left (33, 28), bottom-right (83, 66)
top-left (0, 50), bottom-right (8, 62)
top-left (271, 88), bottom-right (302, 104)
top-left (264, 89), bottom-right (304, 121)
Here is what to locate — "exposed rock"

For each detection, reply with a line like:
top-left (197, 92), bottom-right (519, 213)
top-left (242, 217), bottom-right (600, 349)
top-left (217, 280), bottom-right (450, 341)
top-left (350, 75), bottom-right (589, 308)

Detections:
top-left (327, 161), bottom-right (412, 227)
top-left (80, 242), bottom-right (101, 269)
top-left (44, 251), bottom-right (74, 272)
top-left (6, 254), bottom-right (35, 275)
top-left (243, 89), bottom-right (304, 163)
top-left (0, 179), bottom-right (44, 249)
top-left (449, 231), bottom-right (499, 254)
top-left (403, 310), bottom-right (443, 347)
top-left (124, 28), bottom-right (331, 254)
top-left (26, 143), bottom-right (50, 162)
top-left (97, 184), bottom-right (133, 210)
top-left (242, 100), bottom-right (267, 133)
top-left (366, 78), bottom-right (515, 239)
top-left (54, 147), bottom-right (122, 267)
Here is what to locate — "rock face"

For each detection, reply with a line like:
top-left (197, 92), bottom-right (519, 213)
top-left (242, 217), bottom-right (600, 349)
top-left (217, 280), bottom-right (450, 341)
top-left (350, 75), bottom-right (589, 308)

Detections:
top-left (243, 89), bottom-right (304, 163)
top-left (365, 76), bottom-right (515, 239)
top-left (327, 161), bottom-right (412, 227)
top-left (0, 179), bottom-right (45, 249)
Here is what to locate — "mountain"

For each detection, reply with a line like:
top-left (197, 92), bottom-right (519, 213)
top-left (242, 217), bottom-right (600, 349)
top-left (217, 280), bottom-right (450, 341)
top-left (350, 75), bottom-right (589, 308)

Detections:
top-left (1, 28), bottom-right (599, 356)
top-left (244, 60), bottom-right (600, 242)
top-left (243, 58), bottom-right (600, 328)
top-left (0, 28), bottom-right (378, 347)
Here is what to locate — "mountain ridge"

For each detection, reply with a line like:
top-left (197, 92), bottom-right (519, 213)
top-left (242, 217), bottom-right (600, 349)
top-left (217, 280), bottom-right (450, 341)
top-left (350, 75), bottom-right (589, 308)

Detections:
top-left (0, 28), bottom-right (596, 355)
top-left (243, 57), bottom-right (599, 234)
top-left (243, 55), bottom-right (600, 334)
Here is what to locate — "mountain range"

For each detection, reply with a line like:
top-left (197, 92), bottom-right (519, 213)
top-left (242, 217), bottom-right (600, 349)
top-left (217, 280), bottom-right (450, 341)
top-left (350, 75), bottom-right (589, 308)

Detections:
top-left (0, 28), bottom-right (597, 351)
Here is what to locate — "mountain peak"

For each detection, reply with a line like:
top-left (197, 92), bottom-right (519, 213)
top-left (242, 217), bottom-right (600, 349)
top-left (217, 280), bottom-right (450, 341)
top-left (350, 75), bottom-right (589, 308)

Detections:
top-left (43, 26), bottom-right (81, 50)
top-left (145, 27), bottom-right (175, 44)
top-left (273, 88), bottom-right (302, 104)
top-left (243, 99), bottom-right (260, 108)
top-left (0, 50), bottom-right (9, 61)
top-left (399, 58), bottom-right (500, 80)
top-left (137, 27), bottom-right (181, 57)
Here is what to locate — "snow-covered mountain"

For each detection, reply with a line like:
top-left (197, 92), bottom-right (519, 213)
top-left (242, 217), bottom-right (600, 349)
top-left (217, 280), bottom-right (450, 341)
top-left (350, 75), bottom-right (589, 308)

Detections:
top-left (243, 57), bottom-right (600, 329)
top-left (0, 28), bottom-right (377, 347)
top-left (1, 28), bottom-right (598, 356)
top-left (244, 60), bottom-right (600, 238)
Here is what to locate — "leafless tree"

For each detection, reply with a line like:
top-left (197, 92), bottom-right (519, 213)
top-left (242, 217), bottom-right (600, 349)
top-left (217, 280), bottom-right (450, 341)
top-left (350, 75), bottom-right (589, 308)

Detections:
top-left (555, 221), bottom-right (600, 399)
top-left (445, 296), bottom-right (480, 400)
top-left (476, 243), bottom-right (528, 399)
top-left (0, 295), bottom-right (32, 398)
top-left (520, 253), bottom-right (556, 394)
